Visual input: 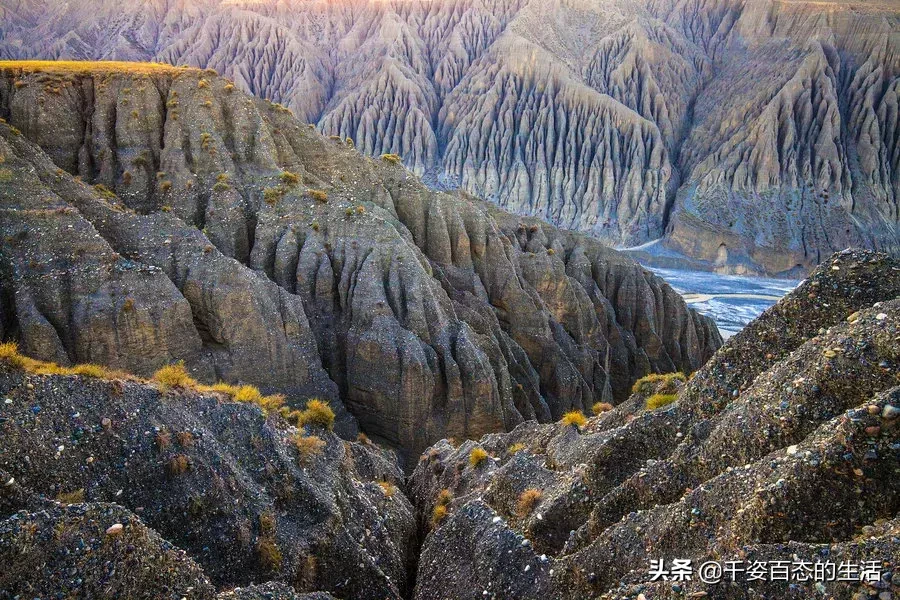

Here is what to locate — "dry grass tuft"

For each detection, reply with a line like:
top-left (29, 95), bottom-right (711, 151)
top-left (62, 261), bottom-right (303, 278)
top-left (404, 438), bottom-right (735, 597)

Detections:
top-left (561, 410), bottom-right (587, 428)
top-left (516, 488), bottom-right (542, 517)
top-left (508, 443), bottom-right (526, 454)
top-left (631, 372), bottom-right (686, 395)
top-left (297, 399), bottom-right (335, 430)
top-left (293, 433), bottom-right (326, 464)
top-left (56, 488), bottom-right (86, 505)
top-left (256, 537), bottom-right (282, 571)
top-left (167, 454), bottom-right (191, 476)
top-left (469, 447), bottom-right (489, 468)
top-left (381, 153), bottom-right (402, 164)
top-left (377, 481), bottom-right (397, 497)
top-left (592, 402), bottom-right (614, 415)
top-left (307, 189), bottom-right (328, 203)
top-left (153, 362), bottom-right (197, 392)
top-left (646, 393), bottom-right (678, 410)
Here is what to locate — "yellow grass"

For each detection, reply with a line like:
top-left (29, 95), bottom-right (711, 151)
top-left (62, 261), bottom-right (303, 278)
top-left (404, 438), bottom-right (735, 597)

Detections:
top-left (469, 446), bottom-right (489, 468)
top-left (293, 433), bottom-right (326, 463)
top-left (592, 402), bottom-right (614, 415)
top-left (153, 362), bottom-right (198, 391)
top-left (561, 410), bottom-right (587, 428)
top-left (296, 399), bottom-right (335, 430)
top-left (516, 488), bottom-right (542, 517)
top-left (0, 60), bottom-right (192, 75)
top-left (646, 393), bottom-right (678, 410)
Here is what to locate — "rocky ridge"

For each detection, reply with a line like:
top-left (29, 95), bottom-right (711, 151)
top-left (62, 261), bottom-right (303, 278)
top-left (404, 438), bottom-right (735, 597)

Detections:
top-left (1, 250), bottom-right (897, 599)
top-left (1, 0), bottom-right (898, 274)
top-left (0, 62), bottom-right (720, 458)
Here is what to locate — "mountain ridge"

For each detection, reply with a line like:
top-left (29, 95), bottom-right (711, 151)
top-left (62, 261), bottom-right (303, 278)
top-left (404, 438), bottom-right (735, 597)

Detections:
top-left (1, 0), bottom-right (898, 274)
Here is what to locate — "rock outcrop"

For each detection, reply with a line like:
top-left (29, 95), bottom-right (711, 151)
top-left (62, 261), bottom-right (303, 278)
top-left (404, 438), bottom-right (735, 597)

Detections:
top-left (0, 62), bottom-right (720, 457)
top-left (1, 0), bottom-right (897, 274)
top-left (0, 361), bottom-right (412, 598)
top-left (410, 250), bottom-right (900, 599)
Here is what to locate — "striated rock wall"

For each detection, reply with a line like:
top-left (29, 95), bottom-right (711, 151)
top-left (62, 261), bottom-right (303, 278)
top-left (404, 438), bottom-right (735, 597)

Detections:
top-left (1, 0), bottom-right (897, 273)
top-left (0, 63), bottom-right (719, 457)
top-left (409, 250), bottom-right (900, 599)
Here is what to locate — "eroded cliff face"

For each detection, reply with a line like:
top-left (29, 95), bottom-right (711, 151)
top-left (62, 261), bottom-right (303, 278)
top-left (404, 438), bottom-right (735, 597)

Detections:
top-left (0, 64), bottom-right (719, 457)
top-left (410, 250), bottom-right (900, 599)
top-left (1, 0), bottom-right (897, 274)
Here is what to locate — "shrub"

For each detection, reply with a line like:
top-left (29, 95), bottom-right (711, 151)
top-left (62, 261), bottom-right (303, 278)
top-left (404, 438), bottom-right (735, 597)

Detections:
top-left (355, 205), bottom-right (366, 214)
top-left (213, 181), bottom-right (230, 193)
top-left (297, 399), bottom-right (335, 430)
top-left (224, 83), bottom-right (235, 93)
top-left (377, 481), bottom-right (397, 497)
top-left (160, 180), bottom-right (173, 192)
top-left (646, 393), bottom-right (678, 410)
top-left (431, 504), bottom-right (448, 527)
top-left (547, 248), bottom-right (555, 255)
top-left (561, 410), bottom-right (587, 428)
top-left (122, 297), bottom-right (135, 312)
top-left (508, 443), bottom-right (526, 454)
top-left (307, 189), bottom-right (328, 203)
top-left (516, 488), bottom-right (542, 517)
top-left (469, 447), bottom-right (488, 468)
top-left (198, 79), bottom-right (209, 89)
top-left (176, 431), bottom-right (195, 447)
top-left (293, 433), bottom-right (325, 463)
top-left (167, 454), bottom-right (191, 475)
top-left (153, 362), bottom-right (198, 391)
top-left (256, 537), bottom-right (282, 571)
top-left (56, 489), bottom-right (86, 505)
top-left (345, 207), bottom-right (354, 217)
top-left (280, 171), bottom-right (300, 186)
top-left (381, 153), bottom-right (401, 164)
top-left (592, 402), bottom-right (613, 415)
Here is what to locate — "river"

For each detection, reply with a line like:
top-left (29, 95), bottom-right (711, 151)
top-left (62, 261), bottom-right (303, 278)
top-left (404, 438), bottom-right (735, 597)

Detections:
top-left (648, 267), bottom-right (800, 339)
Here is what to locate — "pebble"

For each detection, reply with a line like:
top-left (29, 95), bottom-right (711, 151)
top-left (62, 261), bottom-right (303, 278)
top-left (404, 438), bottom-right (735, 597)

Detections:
top-left (106, 523), bottom-right (124, 536)
top-left (786, 445), bottom-right (799, 455)
top-left (865, 426), bottom-right (881, 437)
top-left (883, 405), bottom-right (899, 420)
top-left (867, 405), bottom-right (882, 415)
top-left (875, 313), bottom-right (887, 321)
top-left (4, 477), bottom-right (14, 487)
top-left (101, 417), bottom-right (112, 428)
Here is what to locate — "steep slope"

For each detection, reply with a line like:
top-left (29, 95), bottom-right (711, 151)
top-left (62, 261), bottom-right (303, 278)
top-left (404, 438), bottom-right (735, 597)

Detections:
top-left (410, 250), bottom-right (900, 599)
top-left (1, 0), bottom-right (897, 274)
top-left (0, 62), bottom-right (720, 457)
top-left (0, 354), bottom-right (405, 598)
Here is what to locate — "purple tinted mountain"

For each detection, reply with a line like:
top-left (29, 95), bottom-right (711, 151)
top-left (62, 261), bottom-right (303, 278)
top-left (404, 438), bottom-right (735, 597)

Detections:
top-left (0, 62), bottom-right (719, 458)
top-left (1, 0), bottom-right (897, 274)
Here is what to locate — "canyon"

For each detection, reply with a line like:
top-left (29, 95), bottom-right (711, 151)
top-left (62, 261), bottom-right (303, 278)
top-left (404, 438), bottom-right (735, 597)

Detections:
top-left (1, 0), bottom-right (898, 274)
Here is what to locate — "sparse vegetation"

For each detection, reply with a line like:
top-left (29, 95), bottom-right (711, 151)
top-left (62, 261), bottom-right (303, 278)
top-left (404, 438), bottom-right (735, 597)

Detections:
top-left (561, 410), bottom-right (587, 428)
top-left (515, 488), bottom-right (542, 517)
top-left (381, 153), bottom-right (401, 164)
top-left (213, 181), bottom-right (230, 193)
top-left (592, 402), bottom-right (613, 415)
top-left (431, 504), bottom-right (448, 526)
top-left (280, 171), bottom-right (300, 186)
top-left (160, 180), bottom-right (173, 192)
top-left (256, 537), bottom-right (283, 571)
top-left (508, 443), bottom-right (526, 454)
top-left (0, 342), bottom-right (131, 381)
top-left (357, 432), bottom-right (371, 444)
top-left (307, 189), bottom-right (328, 203)
top-left (94, 184), bottom-right (117, 200)
top-left (432, 488), bottom-right (453, 527)
top-left (469, 446), bottom-right (488, 468)
top-left (377, 481), bottom-right (397, 497)
top-left (56, 488), bottom-right (86, 505)
top-left (167, 454), bottom-right (191, 475)
top-left (292, 433), bottom-right (326, 464)
top-left (0, 169), bottom-right (12, 183)
top-left (153, 362), bottom-right (198, 392)
top-left (197, 78), bottom-right (209, 89)
top-left (155, 430), bottom-right (172, 449)
top-left (646, 393), bottom-right (678, 410)
top-left (263, 186), bottom-right (284, 205)
top-left (631, 372), bottom-right (686, 395)
top-left (296, 399), bottom-right (335, 430)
